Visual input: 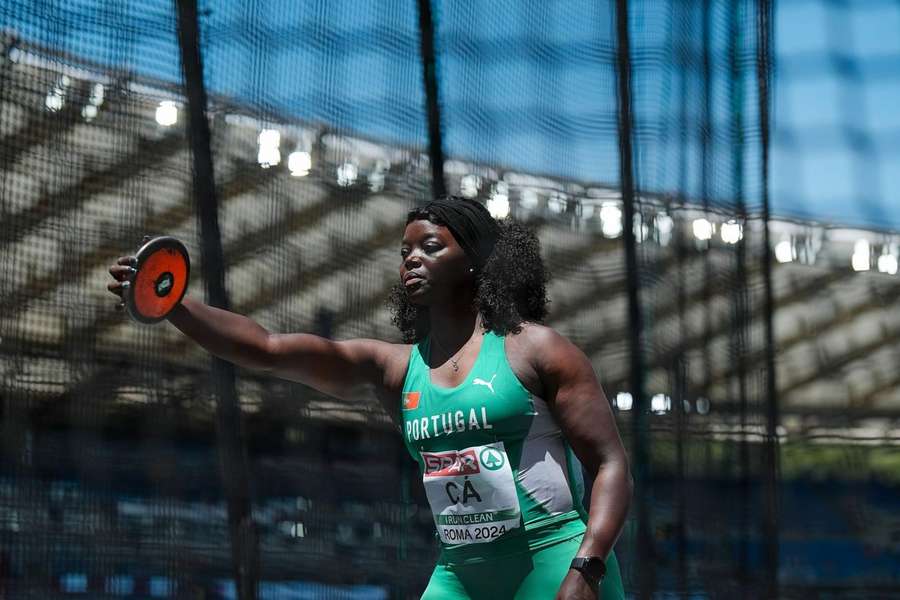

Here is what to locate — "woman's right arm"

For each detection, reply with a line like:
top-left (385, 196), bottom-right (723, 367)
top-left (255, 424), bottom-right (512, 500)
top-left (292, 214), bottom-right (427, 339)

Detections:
top-left (172, 297), bottom-right (403, 403)
top-left (108, 257), bottom-right (407, 409)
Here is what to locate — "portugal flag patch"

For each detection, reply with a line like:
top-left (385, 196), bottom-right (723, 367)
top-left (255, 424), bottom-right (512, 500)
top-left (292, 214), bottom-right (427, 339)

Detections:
top-left (403, 391), bottom-right (421, 410)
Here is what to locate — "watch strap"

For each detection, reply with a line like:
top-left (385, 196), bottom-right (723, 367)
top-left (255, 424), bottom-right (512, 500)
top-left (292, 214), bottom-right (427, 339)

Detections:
top-left (570, 556), bottom-right (606, 582)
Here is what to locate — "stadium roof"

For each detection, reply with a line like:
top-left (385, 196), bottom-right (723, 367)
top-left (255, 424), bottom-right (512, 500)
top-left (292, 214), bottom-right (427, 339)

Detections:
top-left (3, 0), bottom-right (899, 231)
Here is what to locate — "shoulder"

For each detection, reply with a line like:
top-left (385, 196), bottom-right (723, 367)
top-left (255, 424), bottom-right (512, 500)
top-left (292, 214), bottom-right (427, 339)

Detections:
top-left (503, 323), bottom-right (585, 396)
top-left (510, 322), bottom-right (594, 381)
top-left (507, 322), bottom-right (576, 362)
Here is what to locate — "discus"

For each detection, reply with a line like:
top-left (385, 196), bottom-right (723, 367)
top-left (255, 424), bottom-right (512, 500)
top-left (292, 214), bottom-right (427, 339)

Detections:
top-left (124, 236), bottom-right (190, 324)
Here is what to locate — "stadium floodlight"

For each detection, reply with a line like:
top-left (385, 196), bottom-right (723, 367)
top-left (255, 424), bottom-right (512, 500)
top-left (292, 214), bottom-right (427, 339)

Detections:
top-left (655, 213), bottom-right (674, 246)
top-left (81, 104), bottom-right (98, 121)
top-left (81, 82), bottom-right (106, 122)
top-left (45, 77), bottom-right (69, 112)
top-left (486, 195), bottom-right (510, 219)
top-left (634, 213), bottom-right (650, 243)
top-left (692, 218), bottom-right (713, 241)
top-left (720, 220), bottom-right (743, 244)
top-left (487, 182), bottom-right (510, 218)
top-left (614, 392), bottom-right (633, 411)
top-left (460, 174), bottom-right (481, 198)
top-left (90, 83), bottom-right (105, 107)
top-left (290, 522), bottom-right (305, 538)
top-left (155, 100), bottom-right (178, 127)
top-left (288, 151), bottom-right (311, 177)
top-left (775, 239), bottom-right (794, 263)
top-left (257, 129), bottom-right (281, 168)
top-left (851, 239), bottom-right (870, 271)
top-left (45, 90), bottom-right (64, 111)
top-left (336, 162), bottom-right (358, 187)
top-left (600, 202), bottom-right (623, 238)
top-left (877, 251), bottom-right (898, 275)
top-left (651, 393), bottom-right (671, 414)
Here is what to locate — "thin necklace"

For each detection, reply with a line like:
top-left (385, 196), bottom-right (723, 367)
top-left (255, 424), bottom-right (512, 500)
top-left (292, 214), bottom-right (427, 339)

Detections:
top-left (431, 315), bottom-right (481, 373)
top-left (431, 333), bottom-right (463, 372)
top-left (431, 316), bottom-right (481, 372)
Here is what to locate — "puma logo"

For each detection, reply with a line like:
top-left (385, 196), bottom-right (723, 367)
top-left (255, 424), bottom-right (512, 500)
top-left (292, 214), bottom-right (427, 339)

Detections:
top-left (472, 374), bottom-right (497, 394)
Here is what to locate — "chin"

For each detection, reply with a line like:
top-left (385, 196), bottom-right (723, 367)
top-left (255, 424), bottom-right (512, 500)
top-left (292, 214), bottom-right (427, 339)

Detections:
top-left (407, 292), bottom-right (431, 307)
top-left (407, 285), bottom-right (438, 306)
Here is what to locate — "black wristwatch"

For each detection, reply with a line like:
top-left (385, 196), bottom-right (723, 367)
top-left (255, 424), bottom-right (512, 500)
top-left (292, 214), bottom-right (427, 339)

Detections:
top-left (570, 556), bottom-right (606, 583)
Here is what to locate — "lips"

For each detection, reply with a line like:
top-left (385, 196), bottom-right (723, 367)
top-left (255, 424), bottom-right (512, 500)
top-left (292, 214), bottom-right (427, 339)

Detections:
top-left (403, 273), bottom-right (425, 293)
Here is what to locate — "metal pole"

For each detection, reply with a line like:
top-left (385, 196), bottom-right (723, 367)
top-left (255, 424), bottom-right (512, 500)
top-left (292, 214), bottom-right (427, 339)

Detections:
top-left (614, 0), bottom-right (655, 596)
top-left (416, 0), bottom-right (447, 198)
top-left (174, 2), bottom-right (259, 598)
top-left (757, 0), bottom-right (781, 596)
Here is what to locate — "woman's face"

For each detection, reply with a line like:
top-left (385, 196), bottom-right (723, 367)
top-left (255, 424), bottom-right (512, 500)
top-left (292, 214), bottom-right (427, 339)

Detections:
top-left (399, 219), bottom-right (473, 305)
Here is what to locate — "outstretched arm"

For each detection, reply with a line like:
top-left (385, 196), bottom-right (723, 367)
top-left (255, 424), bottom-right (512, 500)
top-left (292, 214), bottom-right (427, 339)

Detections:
top-left (527, 327), bottom-right (632, 599)
top-left (170, 297), bottom-right (403, 400)
top-left (109, 257), bottom-right (407, 413)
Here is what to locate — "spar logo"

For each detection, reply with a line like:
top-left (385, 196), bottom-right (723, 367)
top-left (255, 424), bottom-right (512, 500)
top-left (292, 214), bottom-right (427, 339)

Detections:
top-left (422, 449), bottom-right (480, 478)
top-left (479, 447), bottom-right (505, 471)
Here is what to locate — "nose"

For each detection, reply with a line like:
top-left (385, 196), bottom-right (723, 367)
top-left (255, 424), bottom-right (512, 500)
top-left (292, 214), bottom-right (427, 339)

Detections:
top-left (403, 249), bottom-right (423, 270)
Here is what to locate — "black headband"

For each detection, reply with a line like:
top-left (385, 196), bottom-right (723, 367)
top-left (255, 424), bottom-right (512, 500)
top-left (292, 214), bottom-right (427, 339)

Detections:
top-left (417, 197), bottom-right (501, 268)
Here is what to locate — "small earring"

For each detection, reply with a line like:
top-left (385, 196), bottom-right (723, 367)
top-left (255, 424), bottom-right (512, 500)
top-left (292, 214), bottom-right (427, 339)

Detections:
top-left (468, 267), bottom-right (475, 273)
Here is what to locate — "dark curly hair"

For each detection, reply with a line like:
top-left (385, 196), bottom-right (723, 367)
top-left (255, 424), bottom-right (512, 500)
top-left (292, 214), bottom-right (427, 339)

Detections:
top-left (388, 206), bottom-right (549, 343)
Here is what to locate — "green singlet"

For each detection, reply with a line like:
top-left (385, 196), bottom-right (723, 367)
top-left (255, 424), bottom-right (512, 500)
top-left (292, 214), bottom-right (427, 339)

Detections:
top-left (401, 331), bottom-right (625, 599)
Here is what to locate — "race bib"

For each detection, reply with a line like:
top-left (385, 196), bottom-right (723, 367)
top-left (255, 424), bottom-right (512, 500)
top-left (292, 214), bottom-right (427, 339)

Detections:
top-left (420, 442), bottom-right (521, 546)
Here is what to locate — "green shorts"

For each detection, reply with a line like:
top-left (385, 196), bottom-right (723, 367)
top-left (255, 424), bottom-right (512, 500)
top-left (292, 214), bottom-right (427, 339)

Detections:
top-left (421, 535), bottom-right (625, 600)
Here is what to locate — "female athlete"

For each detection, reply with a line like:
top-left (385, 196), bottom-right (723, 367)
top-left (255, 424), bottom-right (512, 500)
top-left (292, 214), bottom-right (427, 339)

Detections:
top-left (108, 196), bottom-right (631, 599)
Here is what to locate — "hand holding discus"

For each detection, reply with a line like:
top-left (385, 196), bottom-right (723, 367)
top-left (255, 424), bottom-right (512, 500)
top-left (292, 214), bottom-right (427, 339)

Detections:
top-left (107, 236), bottom-right (190, 323)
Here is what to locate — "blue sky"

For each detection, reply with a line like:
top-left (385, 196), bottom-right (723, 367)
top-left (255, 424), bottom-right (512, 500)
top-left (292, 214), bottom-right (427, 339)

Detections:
top-left (772, 0), bottom-right (900, 229)
top-left (3, 0), bottom-right (897, 230)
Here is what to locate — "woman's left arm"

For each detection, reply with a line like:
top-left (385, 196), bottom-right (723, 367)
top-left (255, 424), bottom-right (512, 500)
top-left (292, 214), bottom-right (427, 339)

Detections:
top-left (529, 326), bottom-right (632, 599)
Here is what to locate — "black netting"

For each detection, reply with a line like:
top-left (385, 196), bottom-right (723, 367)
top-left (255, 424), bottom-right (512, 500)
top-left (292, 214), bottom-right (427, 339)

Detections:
top-left (1, 0), bottom-right (898, 598)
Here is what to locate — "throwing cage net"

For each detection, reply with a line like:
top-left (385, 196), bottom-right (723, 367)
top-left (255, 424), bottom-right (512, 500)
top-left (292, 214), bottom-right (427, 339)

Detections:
top-left (1, 0), bottom-right (898, 598)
